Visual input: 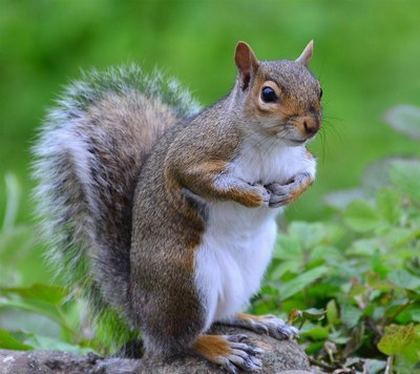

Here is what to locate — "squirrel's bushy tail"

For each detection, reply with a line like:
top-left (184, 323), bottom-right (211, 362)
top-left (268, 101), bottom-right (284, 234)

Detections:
top-left (32, 65), bottom-right (200, 350)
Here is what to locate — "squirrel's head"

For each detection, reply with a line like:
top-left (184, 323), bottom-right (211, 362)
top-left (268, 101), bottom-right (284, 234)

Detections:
top-left (232, 41), bottom-right (322, 146)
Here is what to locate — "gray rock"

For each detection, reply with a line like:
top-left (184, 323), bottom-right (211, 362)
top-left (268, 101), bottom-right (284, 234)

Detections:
top-left (0, 326), bottom-right (311, 373)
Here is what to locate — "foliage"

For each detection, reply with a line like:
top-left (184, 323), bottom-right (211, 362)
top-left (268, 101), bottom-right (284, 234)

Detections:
top-left (4, 157), bottom-right (418, 371)
top-left (0, 174), bottom-right (94, 354)
top-left (252, 183), bottom-right (419, 372)
top-left (251, 108), bottom-right (420, 372)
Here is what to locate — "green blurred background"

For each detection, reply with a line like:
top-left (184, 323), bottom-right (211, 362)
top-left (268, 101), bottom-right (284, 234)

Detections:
top-left (1, 0), bottom-right (420, 224)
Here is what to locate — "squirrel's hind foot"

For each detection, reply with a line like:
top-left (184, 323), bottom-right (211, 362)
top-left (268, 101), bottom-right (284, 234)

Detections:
top-left (193, 334), bottom-right (262, 373)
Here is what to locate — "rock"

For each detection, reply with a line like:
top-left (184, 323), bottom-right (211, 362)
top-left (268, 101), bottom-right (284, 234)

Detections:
top-left (0, 326), bottom-right (311, 373)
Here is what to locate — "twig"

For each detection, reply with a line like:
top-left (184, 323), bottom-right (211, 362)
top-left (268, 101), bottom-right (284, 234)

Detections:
top-left (309, 356), bottom-right (337, 371)
top-left (384, 301), bottom-right (412, 326)
top-left (384, 355), bottom-right (393, 374)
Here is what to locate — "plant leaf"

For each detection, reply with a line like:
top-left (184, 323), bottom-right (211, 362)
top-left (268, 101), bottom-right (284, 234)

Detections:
top-left (378, 324), bottom-right (420, 364)
top-left (389, 159), bottom-right (420, 202)
top-left (376, 188), bottom-right (401, 224)
top-left (341, 304), bottom-right (363, 329)
top-left (24, 334), bottom-right (93, 354)
top-left (302, 308), bottom-right (326, 321)
top-left (1, 284), bottom-right (66, 305)
top-left (288, 222), bottom-right (329, 249)
top-left (301, 325), bottom-right (329, 340)
top-left (0, 328), bottom-right (32, 350)
top-left (327, 299), bottom-right (339, 326)
top-left (344, 200), bottom-right (380, 232)
top-left (388, 269), bottom-right (420, 291)
top-left (278, 266), bottom-right (328, 301)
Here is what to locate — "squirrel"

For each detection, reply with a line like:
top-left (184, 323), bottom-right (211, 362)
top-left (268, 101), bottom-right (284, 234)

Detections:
top-left (33, 41), bottom-right (322, 373)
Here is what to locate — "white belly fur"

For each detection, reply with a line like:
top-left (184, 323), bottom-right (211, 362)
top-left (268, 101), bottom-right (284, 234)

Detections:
top-left (194, 142), bottom-right (316, 330)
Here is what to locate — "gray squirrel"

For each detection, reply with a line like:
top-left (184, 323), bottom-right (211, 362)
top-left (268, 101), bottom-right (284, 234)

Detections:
top-left (33, 41), bottom-right (322, 373)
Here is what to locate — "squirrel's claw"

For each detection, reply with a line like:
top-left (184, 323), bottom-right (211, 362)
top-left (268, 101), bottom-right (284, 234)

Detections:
top-left (222, 334), bottom-right (263, 372)
top-left (220, 314), bottom-right (299, 341)
top-left (249, 183), bottom-right (271, 207)
top-left (244, 316), bottom-right (299, 340)
top-left (195, 334), bottom-right (263, 373)
top-left (264, 316), bottom-right (300, 340)
top-left (222, 342), bottom-right (263, 373)
top-left (266, 172), bottom-right (313, 207)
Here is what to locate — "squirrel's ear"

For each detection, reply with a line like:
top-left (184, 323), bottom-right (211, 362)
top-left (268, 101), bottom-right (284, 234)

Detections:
top-left (234, 41), bottom-right (259, 90)
top-left (296, 40), bottom-right (314, 66)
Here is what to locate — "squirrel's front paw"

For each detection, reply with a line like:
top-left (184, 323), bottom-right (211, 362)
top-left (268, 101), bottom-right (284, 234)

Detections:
top-left (244, 183), bottom-right (270, 208)
top-left (265, 173), bottom-right (313, 208)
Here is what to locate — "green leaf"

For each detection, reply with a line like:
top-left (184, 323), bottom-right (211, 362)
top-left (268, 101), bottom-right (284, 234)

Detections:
top-left (278, 266), bottom-right (328, 301)
top-left (388, 269), bottom-right (420, 291)
top-left (1, 284), bottom-right (66, 305)
top-left (347, 238), bottom-right (380, 257)
top-left (328, 330), bottom-right (350, 344)
top-left (372, 306), bottom-right (385, 321)
top-left (376, 188), bottom-right (401, 224)
top-left (378, 324), bottom-right (420, 364)
top-left (24, 334), bottom-right (93, 354)
top-left (288, 221), bottom-right (329, 249)
top-left (0, 328), bottom-right (32, 350)
top-left (327, 299), bottom-right (339, 326)
top-left (371, 250), bottom-right (390, 277)
top-left (341, 304), bottom-right (363, 329)
top-left (301, 325), bottom-right (329, 340)
top-left (389, 159), bottom-right (420, 202)
top-left (406, 307), bottom-right (420, 323)
top-left (311, 245), bottom-right (343, 265)
top-left (270, 260), bottom-right (300, 279)
top-left (302, 308), bottom-right (326, 321)
top-left (384, 227), bottom-right (417, 248)
top-left (0, 286), bottom-right (76, 339)
top-left (274, 235), bottom-right (302, 260)
top-left (344, 200), bottom-right (380, 232)
top-left (305, 341), bottom-right (324, 354)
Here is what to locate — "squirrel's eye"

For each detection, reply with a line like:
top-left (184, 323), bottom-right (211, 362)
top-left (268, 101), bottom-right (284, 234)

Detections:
top-left (261, 86), bottom-right (278, 103)
top-left (319, 88), bottom-right (323, 99)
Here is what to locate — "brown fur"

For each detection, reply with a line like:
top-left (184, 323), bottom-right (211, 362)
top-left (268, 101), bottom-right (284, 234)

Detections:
top-left (65, 90), bottom-right (179, 312)
top-left (33, 42), bottom-right (323, 373)
top-left (244, 63), bottom-right (322, 141)
top-left (286, 177), bottom-right (313, 204)
top-left (35, 42), bottom-right (321, 366)
top-left (129, 101), bottom-right (243, 356)
top-left (167, 159), bottom-right (265, 209)
top-left (193, 335), bottom-right (232, 362)
top-left (128, 45), bottom-right (322, 360)
top-left (237, 313), bottom-right (268, 322)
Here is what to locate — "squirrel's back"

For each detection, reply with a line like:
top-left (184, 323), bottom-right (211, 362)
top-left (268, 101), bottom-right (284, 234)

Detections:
top-left (32, 65), bottom-right (200, 348)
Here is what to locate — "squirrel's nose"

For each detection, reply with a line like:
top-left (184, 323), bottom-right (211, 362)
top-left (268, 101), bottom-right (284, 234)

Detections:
top-left (302, 118), bottom-right (319, 137)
